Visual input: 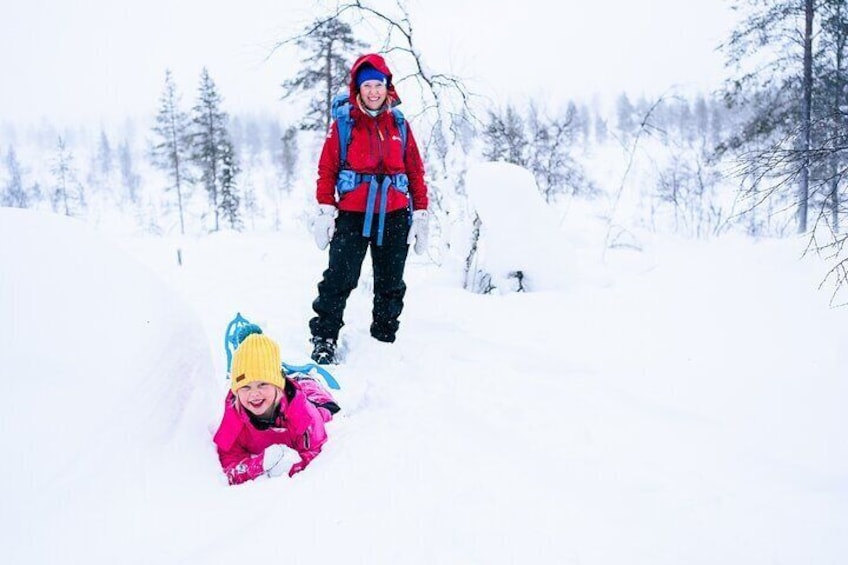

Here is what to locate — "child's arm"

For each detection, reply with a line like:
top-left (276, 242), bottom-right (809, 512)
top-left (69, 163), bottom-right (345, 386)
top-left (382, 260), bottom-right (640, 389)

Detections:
top-left (286, 395), bottom-right (331, 477)
top-left (213, 397), bottom-right (275, 485)
top-left (218, 443), bottom-right (267, 485)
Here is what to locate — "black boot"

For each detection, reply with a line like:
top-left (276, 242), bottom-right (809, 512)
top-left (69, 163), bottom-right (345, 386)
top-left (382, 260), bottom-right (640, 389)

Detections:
top-left (310, 336), bottom-right (337, 365)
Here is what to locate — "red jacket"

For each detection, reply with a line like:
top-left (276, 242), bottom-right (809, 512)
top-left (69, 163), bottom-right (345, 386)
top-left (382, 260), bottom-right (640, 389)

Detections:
top-left (316, 53), bottom-right (428, 213)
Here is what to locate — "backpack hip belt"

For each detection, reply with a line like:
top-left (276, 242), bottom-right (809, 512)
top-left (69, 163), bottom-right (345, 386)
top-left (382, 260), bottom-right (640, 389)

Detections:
top-left (335, 171), bottom-right (409, 246)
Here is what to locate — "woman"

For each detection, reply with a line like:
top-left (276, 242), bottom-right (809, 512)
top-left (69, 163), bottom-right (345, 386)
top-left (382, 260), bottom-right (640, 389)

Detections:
top-left (309, 53), bottom-right (429, 364)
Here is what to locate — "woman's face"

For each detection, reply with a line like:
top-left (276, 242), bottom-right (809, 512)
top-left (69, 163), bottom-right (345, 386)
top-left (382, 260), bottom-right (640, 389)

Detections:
top-left (236, 382), bottom-right (279, 416)
top-left (359, 80), bottom-right (387, 111)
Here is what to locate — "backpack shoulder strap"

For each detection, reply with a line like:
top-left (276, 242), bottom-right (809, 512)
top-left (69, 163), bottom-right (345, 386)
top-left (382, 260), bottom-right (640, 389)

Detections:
top-left (391, 108), bottom-right (407, 154)
top-left (333, 98), bottom-right (407, 165)
top-left (331, 94), bottom-right (353, 166)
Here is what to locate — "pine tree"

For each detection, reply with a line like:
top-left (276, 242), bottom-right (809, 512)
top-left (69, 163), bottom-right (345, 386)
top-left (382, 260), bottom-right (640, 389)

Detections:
top-left (152, 69), bottom-right (193, 235)
top-left (270, 124), bottom-right (299, 229)
top-left (482, 105), bottom-right (528, 167)
top-left (50, 137), bottom-right (84, 217)
top-left (814, 0), bottom-right (848, 232)
top-left (616, 93), bottom-right (637, 138)
top-left (281, 17), bottom-right (367, 132)
top-left (219, 141), bottom-right (241, 230)
top-left (119, 139), bottom-right (140, 204)
top-left (2, 146), bottom-right (28, 208)
top-left (190, 67), bottom-right (239, 232)
top-left (97, 130), bottom-right (113, 175)
top-left (720, 0), bottom-right (821, 233)
top-left (279, 125), bottom-right (299, 193)
top-left (530, 104), bottom-right (594, 202)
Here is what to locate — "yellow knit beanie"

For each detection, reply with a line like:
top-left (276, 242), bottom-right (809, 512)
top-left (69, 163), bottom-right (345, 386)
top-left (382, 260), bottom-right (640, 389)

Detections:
top-left (230, 330), bottom-right (284, 392)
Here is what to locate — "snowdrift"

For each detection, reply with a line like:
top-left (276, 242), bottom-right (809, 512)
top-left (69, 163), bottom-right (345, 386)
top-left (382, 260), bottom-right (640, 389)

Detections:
top-left (0, 208), bottom-right (216, 563)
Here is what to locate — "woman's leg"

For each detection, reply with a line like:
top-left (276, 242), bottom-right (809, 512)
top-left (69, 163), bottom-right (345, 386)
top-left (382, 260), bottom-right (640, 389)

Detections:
top-left (309, 212), bottom-right (370, 340)
top-left (369, 210), bottom-right (411, 342)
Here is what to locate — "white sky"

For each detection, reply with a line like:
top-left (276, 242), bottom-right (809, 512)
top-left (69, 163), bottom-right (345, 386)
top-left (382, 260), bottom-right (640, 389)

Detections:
top-left (0, 0), bottom-right (737, 126)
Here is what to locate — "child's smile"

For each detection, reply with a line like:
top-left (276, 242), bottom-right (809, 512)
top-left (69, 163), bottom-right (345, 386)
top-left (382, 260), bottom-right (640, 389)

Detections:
top-left (236, 382), bottom-right (279, 416)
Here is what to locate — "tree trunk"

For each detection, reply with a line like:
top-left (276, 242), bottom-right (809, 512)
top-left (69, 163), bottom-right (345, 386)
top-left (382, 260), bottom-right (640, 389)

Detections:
top-left (324, 41), bottom-right (334, 134)
top-left (831, 4), bottom-right (846, 233)
top-left (798, 0), bottom-right (814, 233)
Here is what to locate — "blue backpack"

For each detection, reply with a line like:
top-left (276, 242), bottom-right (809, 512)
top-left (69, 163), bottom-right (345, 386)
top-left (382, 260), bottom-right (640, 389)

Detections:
top-left (330, 93), bottom-right (410, 246)
top-left (224, 312), bottom-right (340, 390)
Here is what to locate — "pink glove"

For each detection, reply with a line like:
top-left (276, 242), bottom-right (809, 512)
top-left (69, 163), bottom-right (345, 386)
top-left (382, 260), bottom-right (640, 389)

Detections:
top-left (288, 450), bottom-right (318, 477)
top-left (288, 459), bottom-right (310, 477)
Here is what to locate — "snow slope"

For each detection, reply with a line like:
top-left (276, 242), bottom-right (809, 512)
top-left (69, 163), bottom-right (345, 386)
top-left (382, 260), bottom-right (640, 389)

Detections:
top-left (1, 188), bottom-right (846, 563)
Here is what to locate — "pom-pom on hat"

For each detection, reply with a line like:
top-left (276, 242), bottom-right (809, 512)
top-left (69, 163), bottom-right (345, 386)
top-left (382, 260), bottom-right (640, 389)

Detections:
top-left (230, 324), bottom-right (284, 393)
top-left (355, 65), bottom-right (388, 89)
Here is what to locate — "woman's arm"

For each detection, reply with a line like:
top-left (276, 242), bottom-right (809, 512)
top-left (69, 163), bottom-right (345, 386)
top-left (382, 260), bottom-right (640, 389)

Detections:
top-left (403, 126), bottom-right (428, 211)
top-left (316, 122), bottom-right (341, 206)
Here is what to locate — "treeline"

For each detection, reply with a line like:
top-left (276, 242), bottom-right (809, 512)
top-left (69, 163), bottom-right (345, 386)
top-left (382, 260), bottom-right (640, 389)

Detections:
top-left (2, 0), bottom-right (846, 250)
top-left (0, 68), bottom-right (301, 235)
top-left (0, 87), bottom-right (740, 233)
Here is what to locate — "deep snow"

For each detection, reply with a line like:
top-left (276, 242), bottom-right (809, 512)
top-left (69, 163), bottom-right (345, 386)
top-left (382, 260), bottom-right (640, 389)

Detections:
top-left (1, 171), bottom-right (846, 563)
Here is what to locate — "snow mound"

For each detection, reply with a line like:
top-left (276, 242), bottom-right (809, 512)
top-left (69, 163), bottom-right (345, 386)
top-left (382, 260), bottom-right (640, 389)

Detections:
top-left (465, 161), bottom-right (572, 292)
top-left (0, 208), bottom-right (216, 563)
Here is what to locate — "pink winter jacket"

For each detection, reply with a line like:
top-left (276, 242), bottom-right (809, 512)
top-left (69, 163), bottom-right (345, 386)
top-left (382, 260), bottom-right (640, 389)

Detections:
top-left (213, 377), bottom-right (339, 485)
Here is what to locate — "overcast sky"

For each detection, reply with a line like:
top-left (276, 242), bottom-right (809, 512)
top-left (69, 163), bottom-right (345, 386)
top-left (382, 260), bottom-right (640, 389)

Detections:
top-left (0, 0), bottom-right (737, 127)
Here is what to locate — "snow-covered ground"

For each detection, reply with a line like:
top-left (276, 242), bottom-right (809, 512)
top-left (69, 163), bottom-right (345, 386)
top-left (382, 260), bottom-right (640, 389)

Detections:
top-left (2, 175), bottom-right (846, 563)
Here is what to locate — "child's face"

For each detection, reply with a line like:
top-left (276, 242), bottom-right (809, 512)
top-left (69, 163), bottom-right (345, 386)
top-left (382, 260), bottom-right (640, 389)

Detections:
top-left (236, 382), bottom-right (279, 416)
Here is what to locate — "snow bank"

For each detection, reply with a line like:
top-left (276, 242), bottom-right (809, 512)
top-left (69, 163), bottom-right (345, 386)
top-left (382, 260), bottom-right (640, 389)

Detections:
top-left (0, 208), bottom-right (216, 563)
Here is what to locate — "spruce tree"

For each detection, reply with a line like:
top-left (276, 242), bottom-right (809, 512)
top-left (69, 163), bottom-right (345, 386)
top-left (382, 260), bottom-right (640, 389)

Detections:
top-left (814, 0), bottom-right (848, 232)
top-left (151, 69), bottom-right (193, 235)
top-left (2, 147), bottom-right (28, 208)
top-left (720, 0), bottom-right (822, 233)
top-left (279, 125), bottom-right (299, 193)
top-left (119, 140), bottom-right (140, 205)
top-left (281, 17), bottom-right (367, 132)
top-left (218, 141), bottom-right (241, 230)
top-left (190, 67), bottom-right (239, 232)
top-left (50, 137), bottom-right (84, 217)
top-left (482, 105), bottom-right (528, 167)
top-left (97, 130), bottom-right (113, 176)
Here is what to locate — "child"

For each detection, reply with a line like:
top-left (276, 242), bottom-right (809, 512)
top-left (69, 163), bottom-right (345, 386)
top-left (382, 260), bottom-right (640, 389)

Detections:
top-left (213, 325), bottom-right (340, 485)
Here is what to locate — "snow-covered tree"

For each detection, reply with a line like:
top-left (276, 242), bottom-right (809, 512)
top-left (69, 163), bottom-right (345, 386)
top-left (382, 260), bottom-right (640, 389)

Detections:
top-left (190, 68), bottom-right (239, 232)
top-left (50, 136), bottom-right (84, 217)
top-left (151, 69), bottom-right (193, 234)
top-left (2, 146), bottom-right (30, 208)
top-left (97, 130), bottom-right (113, 176)
top-left (219, 141), bottom-right (241, 230)
top-left (482, 105), bottom-right (528, 167)
top-left (527, 103), bottom-right (594, 202)
top-left (720, 0), bottom-right (818, 233)
top-left (118, 139), bottom-right (140, 205)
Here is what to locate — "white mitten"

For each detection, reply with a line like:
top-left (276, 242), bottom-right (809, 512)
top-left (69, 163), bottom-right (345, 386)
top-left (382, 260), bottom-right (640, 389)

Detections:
top-left (262, 444), bottom-right (293, 478)
top-left (406, 210), bottom-right (429, 255)
top-left (312, 204), bottom-right (338, 250)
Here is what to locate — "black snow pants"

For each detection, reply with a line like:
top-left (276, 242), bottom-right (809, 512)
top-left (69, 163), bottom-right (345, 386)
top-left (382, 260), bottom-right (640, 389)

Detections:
top-left (309, 209), bottom-right (410, 343)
